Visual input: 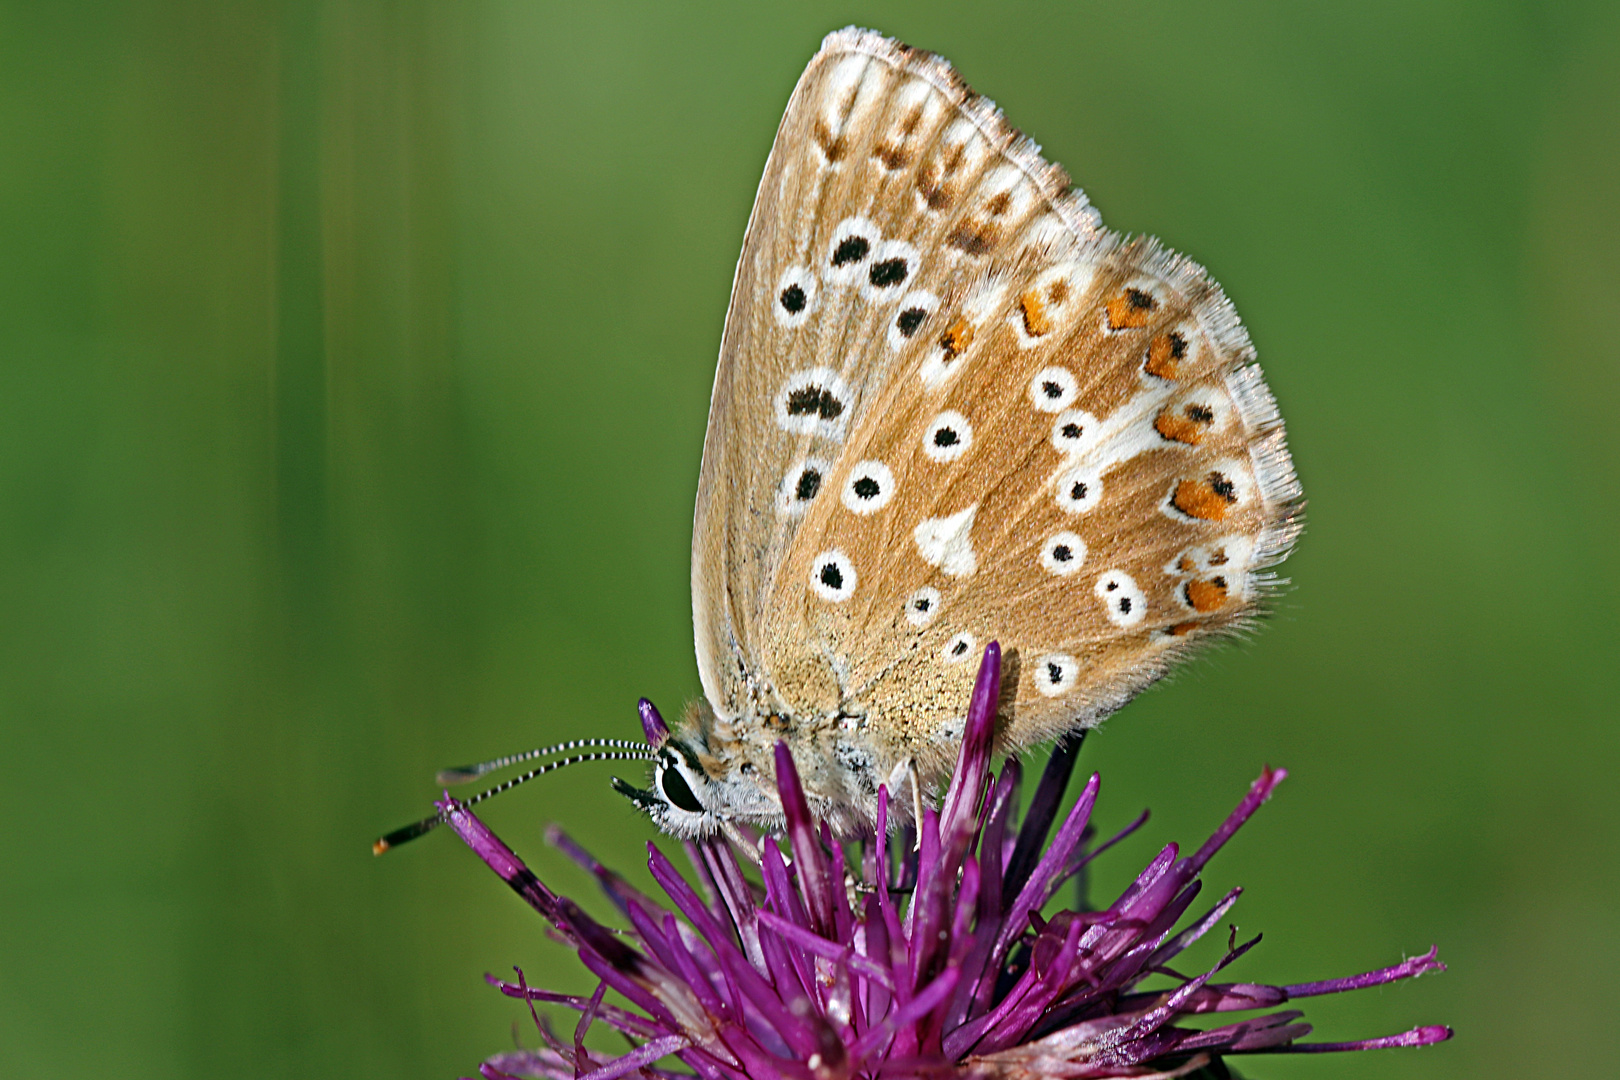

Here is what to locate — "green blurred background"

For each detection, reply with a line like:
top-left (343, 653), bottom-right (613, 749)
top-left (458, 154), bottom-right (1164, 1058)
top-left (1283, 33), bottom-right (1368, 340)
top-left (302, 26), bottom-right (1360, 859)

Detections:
top-left (2, 1), bottom-right (1616, 1077)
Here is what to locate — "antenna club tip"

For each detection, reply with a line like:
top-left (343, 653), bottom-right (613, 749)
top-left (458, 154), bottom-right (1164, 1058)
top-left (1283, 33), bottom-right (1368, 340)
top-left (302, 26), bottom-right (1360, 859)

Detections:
top-left (371, 838), bottom-right (391, 856)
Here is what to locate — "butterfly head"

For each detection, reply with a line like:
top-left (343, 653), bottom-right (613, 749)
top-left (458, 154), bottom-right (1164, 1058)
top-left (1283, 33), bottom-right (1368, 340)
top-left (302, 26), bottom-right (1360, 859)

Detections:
top-left (612, 701), bottom-right (784, 838)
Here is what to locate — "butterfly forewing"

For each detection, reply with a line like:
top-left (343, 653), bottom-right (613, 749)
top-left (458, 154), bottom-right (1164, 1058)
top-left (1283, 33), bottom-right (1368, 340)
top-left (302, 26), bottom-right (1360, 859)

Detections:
top-left (694, 29), bottom-right (1301, 795)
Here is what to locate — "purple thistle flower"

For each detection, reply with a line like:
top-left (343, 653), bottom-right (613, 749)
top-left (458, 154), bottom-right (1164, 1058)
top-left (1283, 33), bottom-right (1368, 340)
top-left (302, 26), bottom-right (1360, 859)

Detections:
top-left (444, 645), bottom-right (1450, 1079)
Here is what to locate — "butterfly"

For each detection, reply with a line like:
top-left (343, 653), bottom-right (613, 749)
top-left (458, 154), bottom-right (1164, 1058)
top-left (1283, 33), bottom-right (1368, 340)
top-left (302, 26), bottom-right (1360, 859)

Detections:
top-left (604, 28), bottom-right (1303, 840)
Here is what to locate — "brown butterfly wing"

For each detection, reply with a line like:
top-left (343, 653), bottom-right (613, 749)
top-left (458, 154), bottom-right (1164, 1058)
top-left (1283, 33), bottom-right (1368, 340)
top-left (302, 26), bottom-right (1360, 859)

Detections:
top-left (697, 29), bottom-right (1302, 789)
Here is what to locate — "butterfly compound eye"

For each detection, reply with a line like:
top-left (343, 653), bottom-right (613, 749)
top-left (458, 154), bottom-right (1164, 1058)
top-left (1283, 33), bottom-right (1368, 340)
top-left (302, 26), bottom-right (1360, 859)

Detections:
top-left (658, 761), bottom-right (705, 814)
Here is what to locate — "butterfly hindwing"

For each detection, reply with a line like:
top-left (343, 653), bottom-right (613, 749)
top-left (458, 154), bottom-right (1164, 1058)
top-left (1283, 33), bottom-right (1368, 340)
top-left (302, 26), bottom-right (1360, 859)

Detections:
top-left (695, 29), bottom-right (1301, 794)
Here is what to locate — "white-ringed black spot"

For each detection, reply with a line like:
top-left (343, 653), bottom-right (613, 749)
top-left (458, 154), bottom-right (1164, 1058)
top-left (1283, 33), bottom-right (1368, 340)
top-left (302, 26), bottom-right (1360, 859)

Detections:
top-left (842, 460), bottom-right (896, 514)
top-left (1034, 653), bottom-right (1079, 697)
top-left (923, 410), bottom-right (972, 463)
top-left (905, 585), bottom-right (942, 627)
top-left (826, 217), bottom-right (881, 286)
top-left (772, 266), bottom-right (818, 328)
top-left (888, 289), bottom-right (939, 351)
top-left (832, 235), bottom-right (870, 266)
top-left (942, 631), bottom-right (977, 662)
top-left (1055, 465), bottom-right (1101, 513)
top-left (868, 258), bottom-right (908, 288)
top-left (861, 240), bottom-right (919, 303)
top-left (777, 456), bottom-right (831, 517)
top-left (786, 386), bottom-right (843, 420)
top-left (1029, 365), bottom-right (1078, 412)
top-left (1050, 408), bottom-right (1099, 454)
top-left (774, 368), bottom-right (851, 438)
top-left (810, 550), bottom-right (857, 602)
top-left (1041, 530), bottom-right (1086, 575)
top-left (1095, 571), bottom-right (1146, 627)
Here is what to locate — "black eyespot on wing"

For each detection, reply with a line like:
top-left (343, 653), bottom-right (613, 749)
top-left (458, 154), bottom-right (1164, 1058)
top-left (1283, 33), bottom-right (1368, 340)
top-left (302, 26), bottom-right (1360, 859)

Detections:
top-left (786, 386), bottom-right (845, 420)
top-left (1069, 480), bottom-right (1087, 500)
top-left (1042, 380), bottom-right (1064, 400)
top-left (795, 467), bottom-right (822, 501)
top-left (1118, 596), bottom-right (1133, 614)
top-left (1052, 544), bottom-right (1073, 562)
top-left (659, 764), bottom-right (704, 814)
top-left (780, 284), bottom-right (807, 313)
top-left (1061, 422), bottom-right (1082, 439)
top-left (1127, 288), bottom-right (1154, 311)
top-left (913, 597), bottom-right (931, 612)
top-left (852, 476), bottom-right (881, 500)
top-left (820, 562), bottom-right (844, 590)
top-left (868, 258), bottom-right (908, 288)
top-left (933, 427), bottom-right (959, 447)
top-left (1046, 661), bottom-right (1063, 683)
top-left (951, 639), bottom-right (969, 656)
top-left (896, 306), bottom-right (927, 337)
top-left (832, 236), bottom-right (870, 266)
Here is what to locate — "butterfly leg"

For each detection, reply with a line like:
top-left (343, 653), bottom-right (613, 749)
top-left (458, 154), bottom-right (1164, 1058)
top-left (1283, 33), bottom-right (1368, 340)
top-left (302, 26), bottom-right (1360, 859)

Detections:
top-left (884, 757), bottom-right (925, 849)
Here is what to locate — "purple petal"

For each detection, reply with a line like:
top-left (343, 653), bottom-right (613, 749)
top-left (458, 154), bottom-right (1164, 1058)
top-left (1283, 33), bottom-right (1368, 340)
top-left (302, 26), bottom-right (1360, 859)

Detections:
top-left (1138, 886), bottom-right (1243, 974)
top-left (545, 825), bottom-right (658, 919)
top-left (993, 773), bottom-right (1101, 968)
top-left (1283, 945), bottom-right (1445, 996)
top-left (1261, 1025), bottom-right (1454, 1053)
top-left (638, 698), bottom-right (669, 746)
top-left (486, 976), bottom-right (665, 1040)
top-left (847, 967), bottom-right (961, 1061)
top-left (1003, 734), bottom-right (1083, 904)
top-left (574, 1035), bottom-right (688, 1080)
top-left (755, 910), bottom-right (896, 989)
top-left (439, 796), bottom-right (563, 925)
top-left (939, 641), bottom-right (1001, 845)
top-left (774, 742), bottom-right (836, 936)
top-left (1182, 766), bottom-right (1287, 876)
top-left (695, 839), bottom-right (765, 972)
top-left (645, 843), bottom-right (746, 966)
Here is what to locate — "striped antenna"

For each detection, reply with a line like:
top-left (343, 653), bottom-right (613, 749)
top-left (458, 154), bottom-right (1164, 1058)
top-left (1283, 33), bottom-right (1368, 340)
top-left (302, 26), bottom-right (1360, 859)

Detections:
top-left (372, 747), bottom-right (654, 856)
top-left (436, 738), bottom-right (653, 785)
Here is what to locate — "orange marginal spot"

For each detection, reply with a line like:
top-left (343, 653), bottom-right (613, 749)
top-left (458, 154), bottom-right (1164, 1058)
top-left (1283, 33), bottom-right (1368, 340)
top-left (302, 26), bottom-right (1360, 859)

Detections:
top-left (1020, 290), bottom-right (1052, 337)
top-left (1154, 406), bottom-right (1206, 445)
top-left (1144, 331), bottom-right (1188, 379)
top-left (1184, 576), bottom-right (1229, 613)
top-left (1176, 554), bottom-right (1197, 573)
top-left (1171, 472), bottom-right (1238, 521)
top-left (1167, 620), bottom-right (1200, 636)
top-left (1105, 287), bottom-right (1156, 330)
top-left (939, 317), bottom-right (976, 360)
